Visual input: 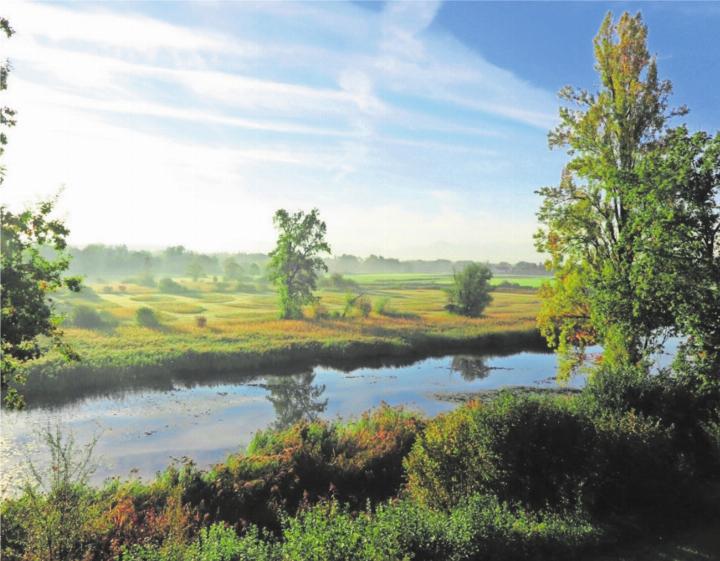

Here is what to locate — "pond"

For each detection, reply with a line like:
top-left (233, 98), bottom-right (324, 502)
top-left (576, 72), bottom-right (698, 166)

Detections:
top-left (2, 347), bottom-right (585, 493)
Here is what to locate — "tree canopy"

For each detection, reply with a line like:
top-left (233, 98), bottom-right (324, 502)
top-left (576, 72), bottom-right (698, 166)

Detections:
top-left (267, 208), bottom-right (331, 319)
top-left (0, 18), bottom-right (81, 408)
top-left (446, 263), bottom-right (493, 318)
top-left (535, 11), bottom-right (719, 379)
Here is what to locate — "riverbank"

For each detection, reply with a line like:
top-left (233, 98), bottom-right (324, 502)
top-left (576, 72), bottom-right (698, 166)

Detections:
top-left (3, 380), bottom-right (718, 561)
top-left (17, 283), bottom-right (544, 407)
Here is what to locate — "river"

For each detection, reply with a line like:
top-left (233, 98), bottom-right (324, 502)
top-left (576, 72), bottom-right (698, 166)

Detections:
top-left (2, 347), bottom-right (585, 494)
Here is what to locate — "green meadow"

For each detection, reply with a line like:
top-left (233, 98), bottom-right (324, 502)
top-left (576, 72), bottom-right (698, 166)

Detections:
top-left (26, 274), bottom-right (544, 386)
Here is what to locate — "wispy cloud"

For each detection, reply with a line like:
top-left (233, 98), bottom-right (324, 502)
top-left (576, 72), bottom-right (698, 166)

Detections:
top-left (3, 0), bottom-right (563, 260)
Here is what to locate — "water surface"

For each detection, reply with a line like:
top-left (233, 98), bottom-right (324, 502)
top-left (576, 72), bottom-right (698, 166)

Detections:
top-left (3, 349), bottom-right (581, 492)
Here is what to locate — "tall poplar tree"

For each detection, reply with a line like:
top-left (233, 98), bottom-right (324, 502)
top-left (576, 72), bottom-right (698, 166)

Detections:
top-left (535, 12), bottom-right (689, 374)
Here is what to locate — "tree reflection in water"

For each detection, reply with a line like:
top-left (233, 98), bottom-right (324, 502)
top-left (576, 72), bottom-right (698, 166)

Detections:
top-left (450, 355), bottom-right (492, 381)
top-left (264, 370), bottom-right (328, 430)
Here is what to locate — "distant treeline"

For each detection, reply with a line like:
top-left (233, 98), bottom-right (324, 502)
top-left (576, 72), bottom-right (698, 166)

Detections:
top-left (65, 244), bottom-right (549, 278)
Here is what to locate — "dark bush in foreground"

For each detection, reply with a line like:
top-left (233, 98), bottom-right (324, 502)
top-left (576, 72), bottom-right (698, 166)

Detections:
top-left (3, 379), bottom-right (718, 561)
top-left (405, 394), bottom-right (595, 510)
top-left (405, 392), bottom-right (694, 517)
top-left (205, 405), bottom-right (420, 529)
top-left (122, 495), bottom-right (601, 561)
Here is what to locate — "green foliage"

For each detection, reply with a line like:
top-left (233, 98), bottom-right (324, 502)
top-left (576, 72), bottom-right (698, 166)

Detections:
top-left (158, 277), bottom-right (189, 294)
top-left (223, 257), bottom-right (244, 281)
top-left (535, 12), bottom-right (701, 373)
top-left (342, 292), bottom-right (371, 318)
top-left (136, 307), bottom-right (161, 328)
top-left (187, 259), bottom-right (205, 281)
top-left (319, 273), bottom-right (359, 291)
top-left (634, 127), bottom-right (720, 380)
top-left (405, 394), bottom-right (595, 510)
top-left (267, 208), bottom-right (331, 319)
top-left (14, 427), bottom-right (99, 561)
top-left (582, 366), bottom-right (720, 478)
top-left (446, 263), bottom-right (493, 317)
top-left (0, 197), bottom-right (82, 408)
top-left (123, 524), bottom-right (278, 561)
top-left (0, 17), bottom-right (16, 183)
top-left (180, 404), bottom-right (422, 532)
top-left (70, 305), bottom-right (113, 330)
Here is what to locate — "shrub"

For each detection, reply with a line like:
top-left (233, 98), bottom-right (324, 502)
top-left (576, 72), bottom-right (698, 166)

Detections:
top-left (343, 293), bottom-right (371, 318)
top-left (180, 405), bottom-right (424, 531)
top-left (138, 273), bottom-right (156, 288)
top-left (70, 305), bottom-right (108, 329)
top-left (446, 263), bottom-right (493, 317)
top-left (307, 302), bottom-right (329, 319)
top-left (405, 394), bottom-right (596, 510)
top-left (234, 282), bottom-right (257, 293)
top-left (15, 427), bottom-right (100, 561)
top-left (319, 273), bottom-right (359, 292)
top-left (195, 316), bottom-right (207, 328)
top-left (136, 307), bottom-right (161, 328)
top-left (372, 297), bottom-right (393, 315)
top-left (581, 366), bottom-right (720, 477)
top-left (158, 277), bottom-right (188, 294)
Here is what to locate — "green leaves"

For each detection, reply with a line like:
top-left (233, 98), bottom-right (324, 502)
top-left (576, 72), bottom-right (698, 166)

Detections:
top-left (268, 208), bottom-right (331, 319)
top-left (446, 263), bottom-right (493, 318)
top-left (1, 197), bottom-right (82, 408)
top-left (535, 12), bottom-right (715, 374)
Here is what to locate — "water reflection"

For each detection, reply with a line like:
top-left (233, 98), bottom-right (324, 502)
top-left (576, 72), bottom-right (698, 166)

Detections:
top-left (450, 356), bottom-right (493, 381)
top-left (265, 371), bottom-right (328, 430)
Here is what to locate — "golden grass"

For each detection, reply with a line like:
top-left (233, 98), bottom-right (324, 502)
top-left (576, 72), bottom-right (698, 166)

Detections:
top-left (36, 277), bottom-right (542, 376)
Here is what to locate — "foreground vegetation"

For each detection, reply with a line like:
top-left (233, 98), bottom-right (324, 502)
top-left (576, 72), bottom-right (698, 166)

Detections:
top-left (15, 275), bottom-right (544, 404)
top-left (2, 372), bottom-right (719, 560)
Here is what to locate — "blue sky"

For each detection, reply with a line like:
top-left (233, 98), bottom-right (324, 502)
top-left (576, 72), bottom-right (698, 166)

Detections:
top-left (3, 1), bottom-right (718, 260)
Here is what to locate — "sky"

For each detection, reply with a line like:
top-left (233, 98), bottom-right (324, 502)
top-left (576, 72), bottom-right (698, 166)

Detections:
top-left (2, 1), bottom-right (718, 261)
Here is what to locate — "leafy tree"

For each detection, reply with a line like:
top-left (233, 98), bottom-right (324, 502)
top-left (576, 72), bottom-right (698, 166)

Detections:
top-left (186, 258), bottom-right (205, 281)
top-left (268, 208), bottom-right (331, 319)
top-left (1, 21), bottom-right (81, 408)
top-left (635, 128), bottom-right (720, 379)
top-left (446, 263), bottom-right (493, 317)
top-left (223, 257), bottom-right (244, 281)
top-left (0, 17), bottom-right (16, 185)
top-left (535, 12), bottom-right (689, 374)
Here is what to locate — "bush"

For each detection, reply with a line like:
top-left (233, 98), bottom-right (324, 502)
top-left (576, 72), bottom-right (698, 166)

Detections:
top-left (319, 273), bottom-right (359, 291)
top-left (195, 316), bottom-right (207, 328)
top-left (405, 394), bottom-right (595, 510)
top-left (234, 282), bottom-right (257, 293)
top-left (343, 293), bottom-right (371, 318)
top-left (136, 307), bottom-right (161, 328)
top-left (123, 524), bottom-right (277, 561)
top-left (307, 302), bottom-right (329, 319)
top-left (446, 263), bottom-right (493, 317)
top-left (373, 297), bottom-right (390, 315)
top-left (158, 277), bottom-right (189, 294)
top-left (70, 305), bottom-right (108, 329)
top-left (179, 405), bottom-right (423, 531)
top-left (581, 366), bottom-right (720, 477)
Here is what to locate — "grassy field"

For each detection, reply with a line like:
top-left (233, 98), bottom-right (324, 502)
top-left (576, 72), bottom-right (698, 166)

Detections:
top-left (343, 272), bottom-right (550, 289)
top-left (19, 274), bottom-right (545, 400)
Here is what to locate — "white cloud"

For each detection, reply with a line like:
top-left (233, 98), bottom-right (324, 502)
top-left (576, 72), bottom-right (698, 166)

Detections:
top-left (2, 0), bottom-right (561, 260)
top-left (5, 1), bottom-right (256, 56)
